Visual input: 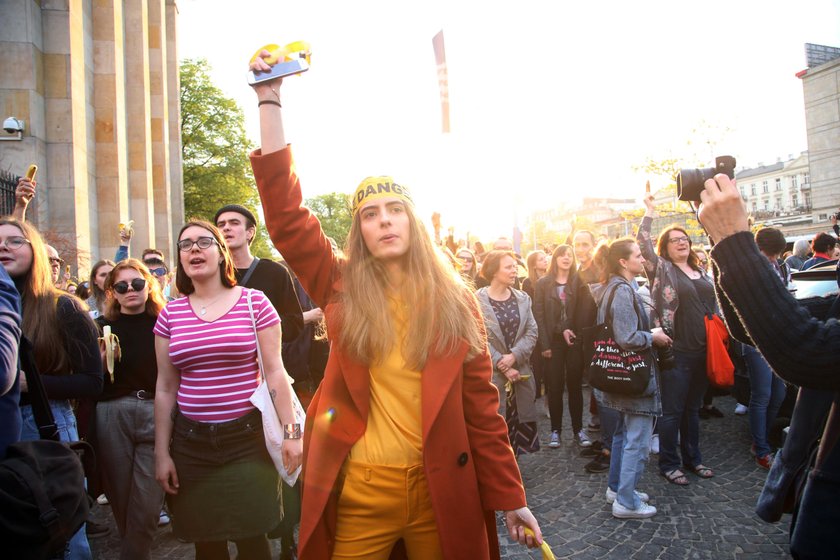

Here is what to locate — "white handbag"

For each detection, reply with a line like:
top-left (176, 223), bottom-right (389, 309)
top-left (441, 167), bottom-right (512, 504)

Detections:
top-left (246, 289), bottom-right (306, 486)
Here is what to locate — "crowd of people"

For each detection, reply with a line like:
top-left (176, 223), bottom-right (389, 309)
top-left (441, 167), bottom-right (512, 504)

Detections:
top-left (1, 48), bottom-right (839, 559)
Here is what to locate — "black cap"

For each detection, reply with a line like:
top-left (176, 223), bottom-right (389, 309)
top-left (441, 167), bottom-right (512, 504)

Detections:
top-left (214, 204), bottom-right (258, 227)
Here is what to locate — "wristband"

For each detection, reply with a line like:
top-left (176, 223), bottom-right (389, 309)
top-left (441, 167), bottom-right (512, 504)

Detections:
top-left (258, 99), bottom-right (282, 108)
top-left (283, 423), bottom-right (301, 440)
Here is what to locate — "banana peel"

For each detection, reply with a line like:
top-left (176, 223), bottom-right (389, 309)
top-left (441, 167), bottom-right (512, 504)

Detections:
top-left (523, 528), bottom-right (555, 560)
top-left (99, 325), bottom-right (121, 383)
top-left (250, 41), bottom-right (311, 66)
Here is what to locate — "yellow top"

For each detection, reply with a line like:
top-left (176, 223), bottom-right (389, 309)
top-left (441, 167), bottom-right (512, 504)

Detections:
top-left (348, 296), bottom-right (423, 466)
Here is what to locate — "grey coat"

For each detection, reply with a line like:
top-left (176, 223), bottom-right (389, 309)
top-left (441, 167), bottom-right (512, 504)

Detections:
top-left (476, 287), bottom-right (539, 423)
top-left (592, 275), bottom-right (662, 417)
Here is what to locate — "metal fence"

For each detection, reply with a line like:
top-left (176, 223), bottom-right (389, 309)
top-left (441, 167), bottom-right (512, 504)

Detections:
top-left (0, 170), bottom-right (18, 217)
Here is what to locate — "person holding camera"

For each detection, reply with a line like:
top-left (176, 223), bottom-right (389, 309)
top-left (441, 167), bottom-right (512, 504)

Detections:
top-left (591, 237), bottom-right (672, 518)
top-left (638, 195), bottom-right (716, 486)
top-left (698, 173), bottom-right (840, 559)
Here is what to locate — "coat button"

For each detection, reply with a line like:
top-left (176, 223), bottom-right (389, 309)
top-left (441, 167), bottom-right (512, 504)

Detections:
top-left (458, 452), bottom-right (468, 466)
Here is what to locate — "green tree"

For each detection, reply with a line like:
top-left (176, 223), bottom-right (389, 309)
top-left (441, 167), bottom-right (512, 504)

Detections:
top-left (180, 58), bottom-right (275, 258)
top-left (304, 192), bottom-right (353, 248)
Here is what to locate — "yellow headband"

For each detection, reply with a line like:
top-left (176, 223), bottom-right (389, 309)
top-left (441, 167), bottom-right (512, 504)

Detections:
top-left (351, 176), bottom-right (413, 217)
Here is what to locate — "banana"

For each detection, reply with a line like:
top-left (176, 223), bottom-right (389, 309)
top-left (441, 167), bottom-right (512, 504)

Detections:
top-left (523, 528), bottom-right (555, 560)
top-left (250, 41), bottom-right (312, 66)
top-left (119, 220), bottom-right (134, 236)
top-left (99, 325), bottom-right (121, 383)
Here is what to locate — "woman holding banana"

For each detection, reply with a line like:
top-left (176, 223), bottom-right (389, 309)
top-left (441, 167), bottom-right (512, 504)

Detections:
top-left (247, 50), bottom-right (542, 559)
top-left (94, 259), bottom-right (167, 560)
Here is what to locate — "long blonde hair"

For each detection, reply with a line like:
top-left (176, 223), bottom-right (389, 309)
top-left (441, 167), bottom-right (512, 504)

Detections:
top-left (338, 205), bottom-right (485, 369)
top-left (0, 218), bottom-right (92, 374)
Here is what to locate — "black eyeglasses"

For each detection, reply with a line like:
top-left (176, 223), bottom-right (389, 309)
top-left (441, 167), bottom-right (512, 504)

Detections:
top-left (49, 257), bottom-right (64, 267)
top-left (0, 236), bottom-right (31, 250)
top-left (177, 237), bottom-right (217, 252)
top-left (113, 278), bottom-right (147, 294)
top-left (668, 236), bottom-right (690, 244)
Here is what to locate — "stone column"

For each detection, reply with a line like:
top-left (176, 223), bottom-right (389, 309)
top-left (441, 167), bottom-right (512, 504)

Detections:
top-left (166, 0), bottom-right (184, 254)
top-left (123, 0), bottom-right (156, 251)
top-left (0, 0), bottom-right (46, 224)
top-left (92, 0), bottom-right (129, 261)
top-left (147, 0), bottom-right (174, 255)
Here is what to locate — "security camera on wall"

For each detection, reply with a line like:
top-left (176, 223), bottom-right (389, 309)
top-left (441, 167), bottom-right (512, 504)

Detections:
top-left (3, 117), bottom-right (24, 134)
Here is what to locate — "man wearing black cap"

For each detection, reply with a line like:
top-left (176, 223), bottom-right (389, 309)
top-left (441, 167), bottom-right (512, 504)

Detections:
top-left (215, 204), bottom-right (303, 343)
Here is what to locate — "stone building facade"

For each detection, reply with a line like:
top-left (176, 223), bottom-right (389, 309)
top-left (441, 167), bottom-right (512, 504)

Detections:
top-left (798, 53), bottom-right (840, 235)
top-left (0, 0), bottom-right (183, 274)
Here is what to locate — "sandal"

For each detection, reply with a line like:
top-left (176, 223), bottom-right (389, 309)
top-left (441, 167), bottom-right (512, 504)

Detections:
top-left (661, 469), bottom-right (690, 486)
top-left (689, 464), bottom-right (714, 478)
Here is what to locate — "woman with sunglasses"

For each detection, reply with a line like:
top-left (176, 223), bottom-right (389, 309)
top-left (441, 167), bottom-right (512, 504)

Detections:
top-left (455, 247), bottom-right (479, 287)
top-left (638, 195), bottom-right (717, 486)
top-left (153, 220), bottom-right (301, 560)
top-left (93, 259), bottom-right (166, 559)
top-left (0, 218), bottom-right (102, 559)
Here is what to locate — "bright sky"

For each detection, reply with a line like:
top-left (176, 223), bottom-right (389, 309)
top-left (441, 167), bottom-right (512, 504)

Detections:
top-left (178, 0), bottom-right (840, 241)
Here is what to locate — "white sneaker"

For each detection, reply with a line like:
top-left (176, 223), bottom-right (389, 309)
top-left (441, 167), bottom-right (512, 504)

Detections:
top-left (612, 500), bottom-right (657, 519)
top-left (577, 429), bottom-right (593, 447)
top-left (96, 494), bottom-right (109, 505)
top-left (605, 488), bottom-right (650, 504)
top-left (549, 430), bottom-right (560, 448)
top-left (650, 434), bottom-right (660, 455)
top-left (734, 403), bottom-right (749, 415)
top-left (158, 510), bottom-right (171, 526)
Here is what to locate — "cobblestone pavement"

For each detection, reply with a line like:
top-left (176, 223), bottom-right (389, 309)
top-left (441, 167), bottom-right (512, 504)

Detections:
top-left (90, 393), bottom-right (791, 559)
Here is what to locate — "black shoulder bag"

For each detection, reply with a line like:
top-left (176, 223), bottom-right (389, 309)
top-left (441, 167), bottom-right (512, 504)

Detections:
top-left (0, 337), bottom-right (94, 559)
top-left (585, 284), bottom-right (653, 396)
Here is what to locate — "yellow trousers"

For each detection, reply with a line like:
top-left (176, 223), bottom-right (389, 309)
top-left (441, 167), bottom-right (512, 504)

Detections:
top-left (331, 461), bottom-right (443, 560)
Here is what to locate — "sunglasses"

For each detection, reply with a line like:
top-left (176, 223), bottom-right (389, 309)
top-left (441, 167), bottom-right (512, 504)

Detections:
top-left (112, 278), bottom-right (147, 294)
top-left (49, 256), bottom-right (64, 267)
top-left (148, 267), bottom-right (167, 277)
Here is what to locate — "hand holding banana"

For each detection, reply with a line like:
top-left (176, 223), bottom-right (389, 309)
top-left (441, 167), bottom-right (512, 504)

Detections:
top-left (99, 325), bottom-right (122, 383)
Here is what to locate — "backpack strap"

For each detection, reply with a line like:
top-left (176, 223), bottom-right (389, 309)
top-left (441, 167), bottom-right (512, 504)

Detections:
top-left (18, 337), bottom-right (59, 442)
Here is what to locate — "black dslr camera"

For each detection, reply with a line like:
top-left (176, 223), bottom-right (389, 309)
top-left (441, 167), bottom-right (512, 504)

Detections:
top-left (676, 156), bottom-right (737, 203)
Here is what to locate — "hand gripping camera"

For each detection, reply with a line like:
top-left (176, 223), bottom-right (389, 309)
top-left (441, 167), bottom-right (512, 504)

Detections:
top-left (676, 156), bottom-right (737, 203)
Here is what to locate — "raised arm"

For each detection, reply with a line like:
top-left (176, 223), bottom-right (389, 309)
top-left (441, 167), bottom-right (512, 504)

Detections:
top-left (637, 194), bottom-right (660, 279)
top-left (248, 51), bottom-right (341, 308)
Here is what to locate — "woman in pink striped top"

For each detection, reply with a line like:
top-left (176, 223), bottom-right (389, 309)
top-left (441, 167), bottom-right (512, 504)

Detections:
top-left (153, 219), bottom-right (301, 560)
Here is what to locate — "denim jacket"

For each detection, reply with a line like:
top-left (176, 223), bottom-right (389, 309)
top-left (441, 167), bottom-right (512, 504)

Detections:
top-left (592, 276), bottom-right (662, 417)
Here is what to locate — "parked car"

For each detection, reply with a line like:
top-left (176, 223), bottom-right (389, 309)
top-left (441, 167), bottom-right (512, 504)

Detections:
top-left (789, 259), bottom-right (839, 300)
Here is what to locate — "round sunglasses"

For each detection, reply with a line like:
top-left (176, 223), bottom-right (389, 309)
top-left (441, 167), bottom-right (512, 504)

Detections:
top-left (112, 278), bottom-right (147, 294)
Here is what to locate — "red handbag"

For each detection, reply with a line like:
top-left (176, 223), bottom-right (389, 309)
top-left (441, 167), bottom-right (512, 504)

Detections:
top-left (705, 313), bottom-right (734, 387)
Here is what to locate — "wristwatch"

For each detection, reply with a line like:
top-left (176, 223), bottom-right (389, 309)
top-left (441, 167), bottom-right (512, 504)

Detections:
top-left (283, 423), bottom-right (302, 440)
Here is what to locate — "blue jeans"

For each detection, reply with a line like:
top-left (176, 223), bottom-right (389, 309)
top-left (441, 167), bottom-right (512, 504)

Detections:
top-left (20, 400), bottom-right (92, 560)
top-left (744, 345), bottom-right (786, 457)
top-left (599, 404), bottom-right (620, 451)
top-left (658, 349), bottom-right (708, 474)
top-left (608, 411), bottom-right (654, 509)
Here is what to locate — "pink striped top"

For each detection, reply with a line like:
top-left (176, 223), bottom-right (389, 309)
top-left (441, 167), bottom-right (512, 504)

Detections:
top-left (153, 288), bottom-right (280, 423)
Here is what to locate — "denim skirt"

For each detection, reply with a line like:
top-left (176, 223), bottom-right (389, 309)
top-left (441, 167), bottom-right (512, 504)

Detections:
top-left (168, 408), bottom-right (282, 542)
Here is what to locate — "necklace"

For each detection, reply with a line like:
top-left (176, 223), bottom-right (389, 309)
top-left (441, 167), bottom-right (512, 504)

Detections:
top-left (193, 292), bottom-right (225, 316)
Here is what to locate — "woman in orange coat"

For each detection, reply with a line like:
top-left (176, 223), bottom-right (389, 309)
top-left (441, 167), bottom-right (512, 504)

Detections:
top-left (247, 52), bottom-right (542, 560)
